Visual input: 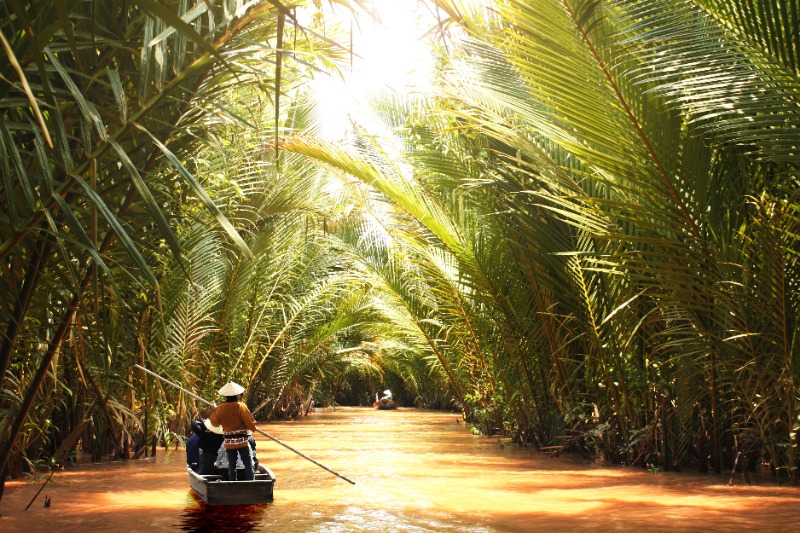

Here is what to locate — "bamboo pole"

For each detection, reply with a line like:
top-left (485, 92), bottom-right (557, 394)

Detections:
top-left (134, 364), bottom-right (355, 485)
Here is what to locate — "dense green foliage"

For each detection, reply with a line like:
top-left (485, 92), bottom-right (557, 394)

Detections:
top-left (1, 0), bottom-right (798, 495)
top-left (283, 0), bottom-right (800, 479)
top-left (0, 0), bottom-right (373, 485)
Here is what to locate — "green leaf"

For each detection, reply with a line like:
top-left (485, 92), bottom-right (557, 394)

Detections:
top-left (134, 123), bottom-right (253, 259)
top-left (108, 140), bottom-right (183, 264)
top-left (134, 0), bottom-right (230, 70)
top-left (68, 171), bottom-right (158, 288)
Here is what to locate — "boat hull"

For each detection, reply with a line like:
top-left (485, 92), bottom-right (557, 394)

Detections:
top-left (188, 465), bottom-right (276, 505)
top-left (373, 399), bottom-right (398, 410)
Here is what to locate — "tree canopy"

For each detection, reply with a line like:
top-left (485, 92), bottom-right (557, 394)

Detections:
top-left (1, 0), bottom-right (798, 495)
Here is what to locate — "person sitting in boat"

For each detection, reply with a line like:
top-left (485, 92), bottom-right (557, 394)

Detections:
top-left (186, 425), bottom-right (200, 472)
top-left (190, 418), bottom-right (225, 475)
top-left (248, 435), bottom-right (259, 471)
top-left (381, 389), bottom-right (392, 401)
top-left (209, 381), bottom-right (257, 481)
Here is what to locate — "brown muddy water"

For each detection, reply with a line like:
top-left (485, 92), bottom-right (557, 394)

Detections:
top-left (1, 407), bottom-right (799, 532)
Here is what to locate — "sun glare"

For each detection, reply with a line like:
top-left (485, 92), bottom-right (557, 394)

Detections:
top-left (310, 0), bottom-right (437, 140)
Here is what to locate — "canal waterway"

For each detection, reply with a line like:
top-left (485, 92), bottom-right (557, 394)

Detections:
top-left (2, 407), bottom-right (799, 532)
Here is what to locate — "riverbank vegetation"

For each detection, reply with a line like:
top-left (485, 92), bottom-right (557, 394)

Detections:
top-left (1, 0), bottom-right (798, 497)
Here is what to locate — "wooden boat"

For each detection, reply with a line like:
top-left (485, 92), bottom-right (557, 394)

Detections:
top-left (187, 465), bottom-right (276, 505)
top-left (373, 390), bottom-right (397, 410)
top-left (373, 398), bottom-right (398, 410)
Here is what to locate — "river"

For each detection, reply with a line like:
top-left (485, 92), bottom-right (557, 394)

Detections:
top-left (2, 407), bottom-right (799, 532)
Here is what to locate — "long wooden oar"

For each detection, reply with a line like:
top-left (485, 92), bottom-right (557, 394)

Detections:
top-left (24, 469), bottom-right (55, 510)
top-left (134, 364), bottom-right (355, 485)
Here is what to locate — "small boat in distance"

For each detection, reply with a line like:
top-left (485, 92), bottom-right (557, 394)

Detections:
top-left (374, 397), bottom-right (398, 410)
top-left (373, 390), bottom-right (398, 410)
top-left (188, 465), bottom-right (276, 505)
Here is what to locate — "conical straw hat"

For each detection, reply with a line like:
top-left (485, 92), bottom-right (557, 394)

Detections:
top-left (218, 381), bottom-right (245, 396)
top-left (203, 418), bottom-right (223, 435)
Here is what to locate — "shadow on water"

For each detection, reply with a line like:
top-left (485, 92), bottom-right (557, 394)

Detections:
top-left (178, 492), bottom-right (270, 532)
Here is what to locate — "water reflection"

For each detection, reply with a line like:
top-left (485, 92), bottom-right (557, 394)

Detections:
top-left (178, 493), bottom-right (270, 532)
top-left (3, 407), bottom-right (800, 532)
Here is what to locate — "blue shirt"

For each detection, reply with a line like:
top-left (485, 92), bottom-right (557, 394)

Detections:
top-left (186, 433), bottom-right (200, 465)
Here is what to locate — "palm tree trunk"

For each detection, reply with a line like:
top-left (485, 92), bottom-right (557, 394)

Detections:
top-left (786, 380), bottom-right (796, 484)
top-left (0, 281), bottom-right (83, 498)
top-left (708, 352), bottom-right (722, 474)
top-left (0, 173), bottom-right (144, 497)
top-left (0, 237), bottom-right (51, 384)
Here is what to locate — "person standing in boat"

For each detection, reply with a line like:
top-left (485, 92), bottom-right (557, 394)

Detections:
top-left (214, 434), bottom-right (259, 475)
top-left (208, 381), bottom-right (257, 481)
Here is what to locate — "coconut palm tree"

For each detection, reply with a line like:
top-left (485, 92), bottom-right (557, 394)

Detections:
top-left (426, 0), bottom-right (799, 475)
top-left (283, 0), bottom-right (799, 479)
top-left (0, 0), bottom-right (349, 493)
